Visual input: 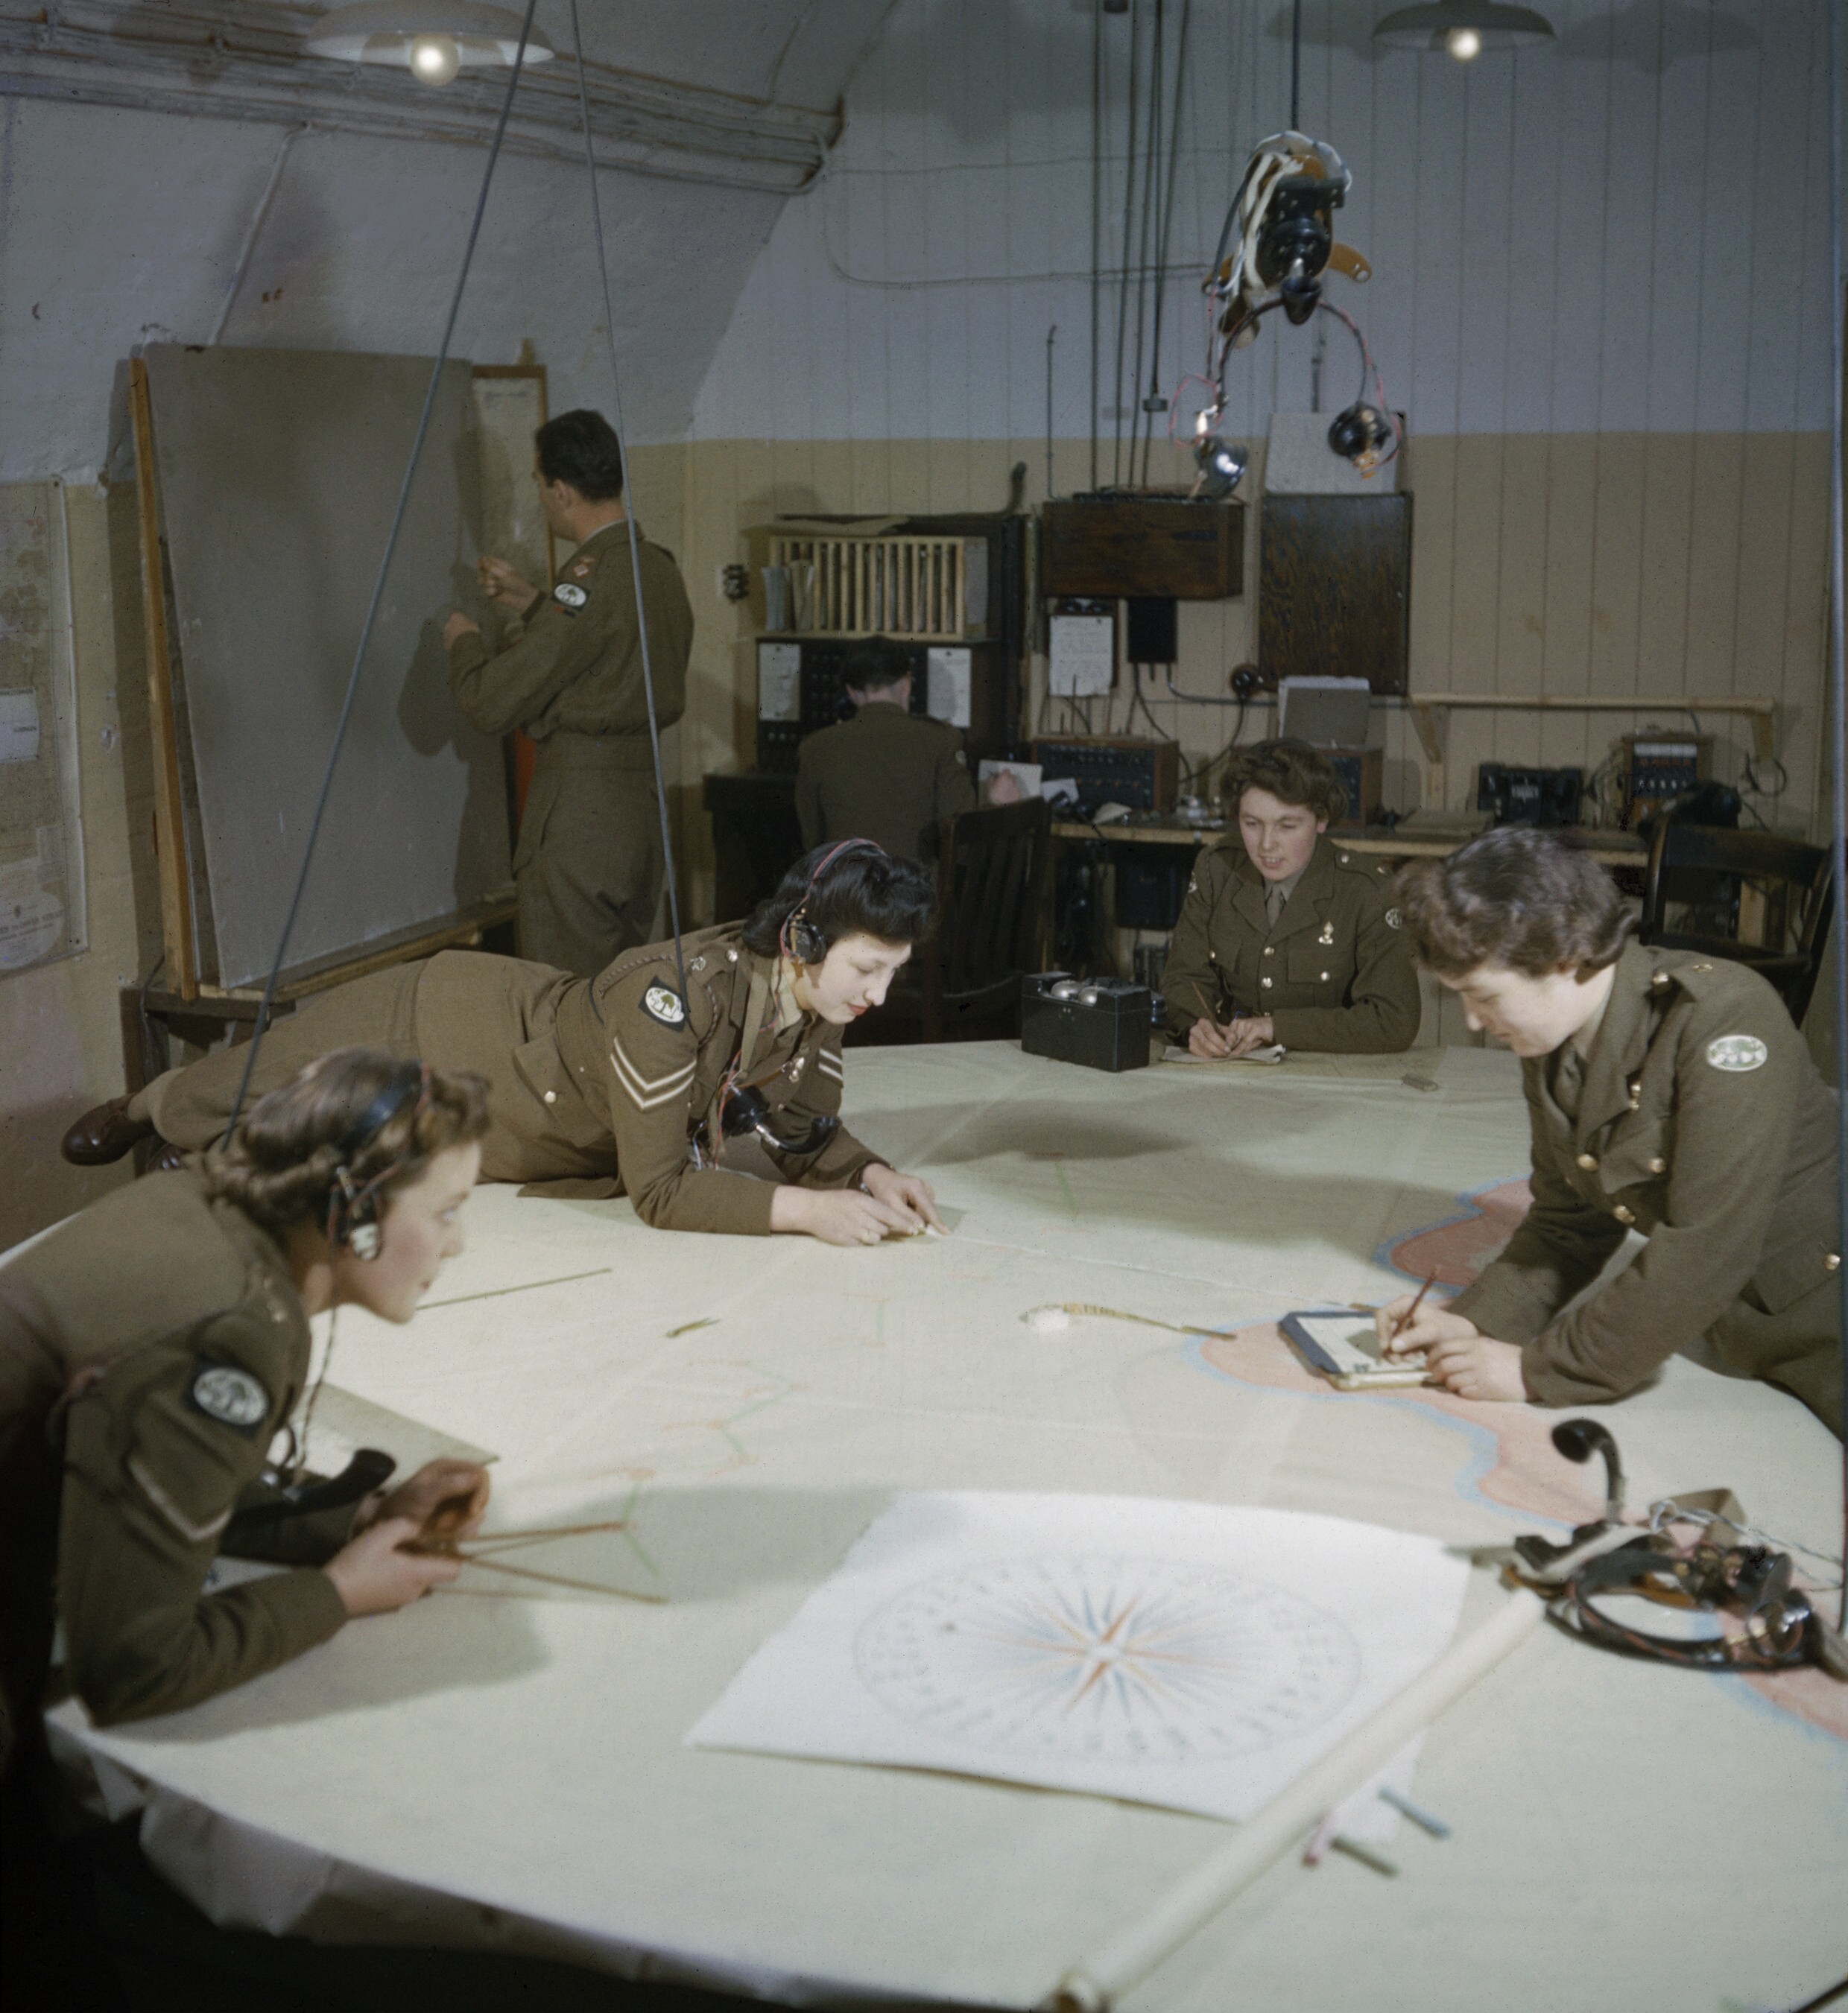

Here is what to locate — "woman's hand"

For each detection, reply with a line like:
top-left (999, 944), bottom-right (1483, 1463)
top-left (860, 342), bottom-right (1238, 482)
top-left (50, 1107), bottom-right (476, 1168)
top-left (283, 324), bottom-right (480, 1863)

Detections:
top-left (324, 1517), bottom-right (460, 1617)
top-left (1224, 1015), bottom-right (1276, 1056)
top-left (443, 611), bottom-right (481, 648)
top-left (1188, 1016), bottom-right (1235, 1058)
top-left (1375, 1298), bottom-right (1481, 1356)
top-left (860, 1164), bottom-right (946, 1232)
top-left (355, 1459), bottom-right (491, 1544)
top-left (770, 1185), bottom-right (911, 1246)
top-left (1420, 1334), bottom-right (1529, 1402)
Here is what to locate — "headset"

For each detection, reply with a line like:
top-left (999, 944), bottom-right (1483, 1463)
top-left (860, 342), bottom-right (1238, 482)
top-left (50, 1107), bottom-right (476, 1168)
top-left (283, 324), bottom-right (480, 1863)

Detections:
top-left (779, 839), bottom-right (890, 968)
top-left (326, 1061), bottom-right (431, 1263)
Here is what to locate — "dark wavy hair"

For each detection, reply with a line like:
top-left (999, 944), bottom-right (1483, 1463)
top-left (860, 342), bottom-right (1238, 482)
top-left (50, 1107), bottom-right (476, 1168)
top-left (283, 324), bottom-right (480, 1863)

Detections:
top-left (1396, 828), bottom-right (1635, 980)
top-left (204, 1048), bottom-right (490, 1236)
top-left (741, 843), bottom-right (937, 957)
top-left (535, 408), bottom-right (624, 501)
top-left (1224, 738), bottom-right (1347, 824)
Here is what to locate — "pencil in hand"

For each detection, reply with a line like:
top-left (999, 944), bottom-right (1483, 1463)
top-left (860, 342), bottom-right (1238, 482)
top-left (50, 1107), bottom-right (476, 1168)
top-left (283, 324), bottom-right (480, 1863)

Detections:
top-left (1387, 1272), bottom-right (1437, 1347)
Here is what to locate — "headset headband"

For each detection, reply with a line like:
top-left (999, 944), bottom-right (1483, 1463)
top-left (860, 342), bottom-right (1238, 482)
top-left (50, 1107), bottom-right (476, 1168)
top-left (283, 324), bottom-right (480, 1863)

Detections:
top-left (779, 839), bottom-right (889, 961)
top-left (336, 1062), bottom-right (428, 1164)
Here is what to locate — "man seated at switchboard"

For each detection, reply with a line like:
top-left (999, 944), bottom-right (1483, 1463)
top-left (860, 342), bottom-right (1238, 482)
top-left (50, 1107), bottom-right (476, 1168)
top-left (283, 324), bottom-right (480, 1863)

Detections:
top-left (794, 638), bottom-right (1019, 863)
top-left (1376, 828), bottom-right (1841, 1436)
top-left (62, 845), bottom-right (946, 1249)
top-left (443, 408), bottom-right (694, 978)
top-left (1161, 739), bottom-right (1420, 1057)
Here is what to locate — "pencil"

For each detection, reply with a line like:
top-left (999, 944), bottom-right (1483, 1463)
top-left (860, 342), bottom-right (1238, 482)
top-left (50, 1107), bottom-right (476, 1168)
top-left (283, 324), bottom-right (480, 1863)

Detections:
top-left (1389, 1272), bottom-right (1437, 1345)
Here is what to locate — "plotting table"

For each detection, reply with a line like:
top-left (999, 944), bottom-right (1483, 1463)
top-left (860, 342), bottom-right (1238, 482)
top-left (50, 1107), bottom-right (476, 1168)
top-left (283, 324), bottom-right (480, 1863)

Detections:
top-left (43, 1042), bottom-right (1848, 2013)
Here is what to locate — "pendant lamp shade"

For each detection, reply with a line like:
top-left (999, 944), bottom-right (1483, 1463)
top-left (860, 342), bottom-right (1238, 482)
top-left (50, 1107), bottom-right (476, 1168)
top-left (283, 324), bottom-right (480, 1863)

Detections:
top-left (1373, 2), bottom-right (1555, 59)
top-left (305, 1), bottom-right (555, 77)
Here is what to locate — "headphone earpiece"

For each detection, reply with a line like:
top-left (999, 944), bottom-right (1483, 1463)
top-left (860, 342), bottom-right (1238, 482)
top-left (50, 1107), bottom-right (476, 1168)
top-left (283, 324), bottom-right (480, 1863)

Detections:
top-left (330, 1166), bottom-right (385, 1262)
top-left (779, 838), bottom-right (889, 968)
top-left (787, 913), bottom-right (827, 966)
top-left (324, 1062), bottom-right (428, 1265)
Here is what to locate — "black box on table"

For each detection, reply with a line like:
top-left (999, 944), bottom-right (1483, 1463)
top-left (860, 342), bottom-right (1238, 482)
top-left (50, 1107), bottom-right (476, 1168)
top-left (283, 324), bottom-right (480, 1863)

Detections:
top-left (1019, 974), bottom-right (1152, 1073)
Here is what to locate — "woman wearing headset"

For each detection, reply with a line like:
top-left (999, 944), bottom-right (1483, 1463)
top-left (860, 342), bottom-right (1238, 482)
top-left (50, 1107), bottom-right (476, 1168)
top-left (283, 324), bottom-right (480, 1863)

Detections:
top-left (63, 843), bottom-right (945, 1246)
top-left (0, 1049), bottom-right (491, 1766)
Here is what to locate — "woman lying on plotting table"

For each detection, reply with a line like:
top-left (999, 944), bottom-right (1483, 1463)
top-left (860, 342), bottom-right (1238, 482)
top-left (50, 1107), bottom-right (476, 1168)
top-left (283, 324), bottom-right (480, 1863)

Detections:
top-left (1160, 739), bottom-right (1421, 1059)
top-left (0, 1050), bottom-right (490, 1764)
top-left (1377, 828), bottom-right (1841, 1436)
top-left (63, 842), bottom-right (945, 1249)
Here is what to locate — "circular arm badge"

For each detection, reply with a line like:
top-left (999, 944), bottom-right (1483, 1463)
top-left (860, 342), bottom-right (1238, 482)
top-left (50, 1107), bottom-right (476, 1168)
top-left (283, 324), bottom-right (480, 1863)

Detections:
top-left (186, 1360), bottom-right (271, 1435)
top-left (1706, 1033), bottom-right (1768, 1073)
top-left (642, 984), bottom-right (687, 1027)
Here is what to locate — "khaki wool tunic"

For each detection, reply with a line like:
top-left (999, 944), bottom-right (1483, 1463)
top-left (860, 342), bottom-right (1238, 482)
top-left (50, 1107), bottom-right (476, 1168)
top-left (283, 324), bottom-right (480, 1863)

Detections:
top-left (794, 702), bottom-right (977, 863)
top-left (0, 1170), bottom-right (346, 1760)
top-left (131, 926), bottom-right (883, 1237)
top-left (446, 520), bottom-right (694, 977)
top-left (1450, 941), bottom-right (1843, 1436)
top-left (1160, 834), bottom-right (1421, 1050)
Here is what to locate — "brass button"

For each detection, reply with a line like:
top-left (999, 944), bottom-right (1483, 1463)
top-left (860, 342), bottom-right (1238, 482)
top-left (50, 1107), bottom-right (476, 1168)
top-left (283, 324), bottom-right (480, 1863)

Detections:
top-left (1264, 945), bottom-right (1275, 957)
top-left (1339, 853), bottom-right (1350, 863)
top-left (1690, 962), bottom-right (1713, 971)
top-left (1827, 1254), bottom-right (1842, 1273)
top-left (1613, 1205), bottom-right (1636, 1225)
top-left (1648, 1156), bottom-right (1666, 1175)
top-left (1260, 977), bottom-right (1273, 989)
top-left (1651, 972), bottom-right (1668, 988)
top-left (1628, 1096), bottom-right (1642, 1112)
top-left (1576, 1153), bottom-right (1597, 1170)
top-left (543, 1090), bottom-right (557, 1104)
top-left (1320, 970), bottom-right (1330, 981)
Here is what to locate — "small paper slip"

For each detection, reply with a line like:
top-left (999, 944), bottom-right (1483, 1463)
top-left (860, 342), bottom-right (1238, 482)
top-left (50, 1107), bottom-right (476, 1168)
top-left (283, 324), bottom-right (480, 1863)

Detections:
top-left (1162, 1043), bottom-right (1287, 1066)
top-left (1281, 1310), bottom-right (1429, 1390)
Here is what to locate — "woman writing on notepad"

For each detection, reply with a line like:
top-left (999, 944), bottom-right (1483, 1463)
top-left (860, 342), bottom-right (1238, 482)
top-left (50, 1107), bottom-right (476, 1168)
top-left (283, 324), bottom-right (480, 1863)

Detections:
top-left (0, 1050), bottom-right (491, 1768)
top-left (1161, 740), bottom-right (1421, 1059)
top-left (1377, 828), bottom-right (1841, 1435)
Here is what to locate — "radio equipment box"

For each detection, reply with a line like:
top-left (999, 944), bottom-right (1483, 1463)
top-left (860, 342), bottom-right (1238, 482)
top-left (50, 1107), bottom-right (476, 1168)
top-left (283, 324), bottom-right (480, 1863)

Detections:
top-left (1020, 974), bottom-right (1153, 1073)
top-left (1620, 735), bottom-right (1712, 828)
top-left (1042, 497), bottom-right (1245, 600)
top-left (1476, 762), bottom-right (1583, 828)
top-left (1031, 735), bottom-right (1180, 814)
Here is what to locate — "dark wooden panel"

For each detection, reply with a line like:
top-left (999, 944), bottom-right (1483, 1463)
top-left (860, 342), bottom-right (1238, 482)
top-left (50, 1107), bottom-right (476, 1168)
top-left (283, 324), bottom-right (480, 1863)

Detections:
top-left (1257, 495), bottom-right (1411, 694)
top-left (703, 771), bottom-right (803, 922)
top-left (1043, 499), bottom-right (1245, 600)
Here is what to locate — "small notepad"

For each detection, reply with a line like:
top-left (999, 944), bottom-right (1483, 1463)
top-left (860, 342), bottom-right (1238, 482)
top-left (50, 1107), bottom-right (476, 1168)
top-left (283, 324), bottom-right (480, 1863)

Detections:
top-left (1281, 1311), bottom-right (1429, 1390)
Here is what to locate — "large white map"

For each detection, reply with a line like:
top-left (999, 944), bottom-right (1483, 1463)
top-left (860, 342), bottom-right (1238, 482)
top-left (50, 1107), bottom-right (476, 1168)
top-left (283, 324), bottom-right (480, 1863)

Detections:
top-left (689, 1491), bottom-right (1468, 1825)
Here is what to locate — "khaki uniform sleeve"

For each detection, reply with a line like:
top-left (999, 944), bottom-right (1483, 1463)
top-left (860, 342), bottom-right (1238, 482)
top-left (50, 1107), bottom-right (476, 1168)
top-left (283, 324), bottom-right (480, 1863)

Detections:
top-left (1448, 1076), bottom-right (1628, 1347)
top-left (1515, 988), bottom-right (1810, 1407)
top-left (762, 1031), bottom-right (882, 1191)
top-left (1159, 852), bottom-right (1227, 1037)
top-left (935, 736), bottom-right (978, 824)
top-left (57, 1317), bottom-right (346, 1728)
top-left (1268, 872), bottom-right (1422, 1053)
top-left (601, 972), bottom-right (782, 1234)
top-left (446, 587), bottom-right (611, 738)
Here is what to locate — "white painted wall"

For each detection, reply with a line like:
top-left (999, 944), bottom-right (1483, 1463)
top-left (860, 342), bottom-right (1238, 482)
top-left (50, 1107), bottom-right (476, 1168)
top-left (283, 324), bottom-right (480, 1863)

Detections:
top-left (695, 0), bottom-right (1835, 446)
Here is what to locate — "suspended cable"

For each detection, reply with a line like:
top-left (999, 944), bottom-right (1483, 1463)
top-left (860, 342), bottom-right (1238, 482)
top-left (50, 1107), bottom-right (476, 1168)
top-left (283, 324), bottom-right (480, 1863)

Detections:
top-left (1111, 1), bottom-right (1140, 488)
top-left (1826, 0), bottom-right (1848, 1638)
top-left (227, 0), bottom-right (542, 1132)
top-left (567, 0), bottom-right (689, 1021)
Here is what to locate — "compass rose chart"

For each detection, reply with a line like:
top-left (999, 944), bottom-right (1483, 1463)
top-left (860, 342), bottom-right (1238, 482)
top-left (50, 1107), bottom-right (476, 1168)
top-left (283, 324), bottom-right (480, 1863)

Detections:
top-left (854, 1557), bottom-right (1361, 1766)
top-left (689, 1493), bottom-right (1470, 1825)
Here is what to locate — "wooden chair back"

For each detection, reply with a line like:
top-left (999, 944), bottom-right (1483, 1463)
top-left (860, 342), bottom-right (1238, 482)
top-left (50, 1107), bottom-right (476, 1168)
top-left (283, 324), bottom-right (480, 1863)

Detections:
top-left (914, 798), bottom-right (1052, 1042)
top-left (1640, 820), bottom-right (1833, 1023)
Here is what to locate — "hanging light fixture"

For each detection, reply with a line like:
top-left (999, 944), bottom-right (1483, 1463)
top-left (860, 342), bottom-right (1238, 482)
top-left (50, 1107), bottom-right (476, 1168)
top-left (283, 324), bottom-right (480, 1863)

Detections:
top-left (1373, 2), bottom-right (1554, 62)
top-left (305, 2), bottom-right (555, 85)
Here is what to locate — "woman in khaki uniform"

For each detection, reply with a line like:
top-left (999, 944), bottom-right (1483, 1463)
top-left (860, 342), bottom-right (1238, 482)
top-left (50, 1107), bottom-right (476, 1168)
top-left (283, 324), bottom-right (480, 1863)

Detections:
top-left (63, 845), bottom-right (946, 1247)
top-left (1, 1051), bottom-right (493, 1768)
top-left (1161, 740), bottom-right (1420, 1056)
top-left (1378, 828), bottom-right (1842, 1436)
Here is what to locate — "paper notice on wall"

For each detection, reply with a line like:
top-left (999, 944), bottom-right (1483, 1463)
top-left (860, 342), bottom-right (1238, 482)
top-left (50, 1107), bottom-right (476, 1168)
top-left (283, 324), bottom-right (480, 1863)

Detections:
top-left (0, 690), bottom-right (39, 764)
top-left (1049, 614), bottom-right (1115, 697)
top-left (925, 647), bottom-right (972, 729)
top-left (758, 641), bottom-right (801, 723)
top-left (0, 858), bottom-right (63, 970)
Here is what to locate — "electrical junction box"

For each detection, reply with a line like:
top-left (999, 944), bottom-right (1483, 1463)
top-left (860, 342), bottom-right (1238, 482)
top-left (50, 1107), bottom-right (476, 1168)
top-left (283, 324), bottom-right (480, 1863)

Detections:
top-left (1621, 735), bottom-right (1712, 828)
top-left (1031, 735), bottom-right (1181, 814)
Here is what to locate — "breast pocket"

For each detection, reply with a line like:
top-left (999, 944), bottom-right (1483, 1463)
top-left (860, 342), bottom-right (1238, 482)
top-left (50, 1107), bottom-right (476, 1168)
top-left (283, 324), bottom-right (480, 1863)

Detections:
top-left (1596, 1112), bottom-right (1674, 1196)
top-left (1285, 941), bottom-right (1344, 995)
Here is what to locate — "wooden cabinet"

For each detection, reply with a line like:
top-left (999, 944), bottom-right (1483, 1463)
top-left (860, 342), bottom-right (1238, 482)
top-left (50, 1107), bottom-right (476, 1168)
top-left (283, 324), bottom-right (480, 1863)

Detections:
top-left (1258, 494), bottom-right (1411, 694)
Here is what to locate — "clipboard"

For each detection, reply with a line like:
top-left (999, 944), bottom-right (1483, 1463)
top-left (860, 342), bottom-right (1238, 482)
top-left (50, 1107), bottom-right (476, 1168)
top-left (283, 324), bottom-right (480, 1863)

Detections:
top-left (1280, 1310), bottom-right (1429, 1391)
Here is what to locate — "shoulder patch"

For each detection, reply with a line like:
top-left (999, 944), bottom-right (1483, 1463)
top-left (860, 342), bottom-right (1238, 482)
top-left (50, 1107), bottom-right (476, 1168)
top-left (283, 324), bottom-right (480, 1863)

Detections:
top-left (1385, 907), bottom-right (1402, 930)
top-left (642, 983), bottom-right (687, 1027)
top-left (552, 581), bottom-right (589, 615)
top-left (1706, 1033), bottom-right (1768, 1074)
top-left (186, 1360), bottom-right (270, 1436)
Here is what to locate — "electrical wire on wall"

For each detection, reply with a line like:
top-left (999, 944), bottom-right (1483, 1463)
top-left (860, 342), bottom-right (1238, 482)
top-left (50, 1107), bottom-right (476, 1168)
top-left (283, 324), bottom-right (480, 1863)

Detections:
top-left (227, 0), bottom-right (542, 1129)
top-left (1826, 0), bottom-right (1847, 1641)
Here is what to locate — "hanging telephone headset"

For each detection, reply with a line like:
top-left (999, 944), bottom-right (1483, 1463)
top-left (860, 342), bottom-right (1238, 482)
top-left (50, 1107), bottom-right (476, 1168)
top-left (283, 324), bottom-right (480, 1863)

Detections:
top-left (779, 838), bottom-right (890, 969)
top-left (326, 1062), bottom-right (431, 1263)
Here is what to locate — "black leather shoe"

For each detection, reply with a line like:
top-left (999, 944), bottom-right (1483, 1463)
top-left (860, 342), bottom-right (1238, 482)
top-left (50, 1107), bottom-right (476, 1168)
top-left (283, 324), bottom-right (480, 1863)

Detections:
top-left (143, 1138), bottom-right (189, 1174)
top-left (60, 1097), bottom-right (153, 1166)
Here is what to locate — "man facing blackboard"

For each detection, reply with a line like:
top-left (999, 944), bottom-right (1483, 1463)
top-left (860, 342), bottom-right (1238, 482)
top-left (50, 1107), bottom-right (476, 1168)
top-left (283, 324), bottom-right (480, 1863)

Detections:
top-left (443, 410), bottom-right (693, 976)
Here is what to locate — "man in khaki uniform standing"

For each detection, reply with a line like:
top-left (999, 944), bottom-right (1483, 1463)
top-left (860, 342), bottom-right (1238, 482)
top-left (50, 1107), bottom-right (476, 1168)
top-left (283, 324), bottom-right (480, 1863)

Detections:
top-left (794, 639), bottom-right (1018, 862)
top-left (444, 409), bottom-right (694, 976)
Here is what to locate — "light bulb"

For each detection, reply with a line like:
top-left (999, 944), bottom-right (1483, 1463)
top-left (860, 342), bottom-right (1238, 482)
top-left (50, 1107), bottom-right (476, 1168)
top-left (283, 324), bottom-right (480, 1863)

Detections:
top-left (408, 33), bottom-right (461, 84)
top-left (1445, 25), bottom-right (1483, 60)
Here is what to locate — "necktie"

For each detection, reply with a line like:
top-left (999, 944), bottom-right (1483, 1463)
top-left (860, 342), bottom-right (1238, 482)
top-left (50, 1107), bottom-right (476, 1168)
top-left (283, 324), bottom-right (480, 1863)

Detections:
top-left (1550, 1042), bottom-right (1585, 1121)
top-left (1265, 883), bottom-right (1286, 930)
